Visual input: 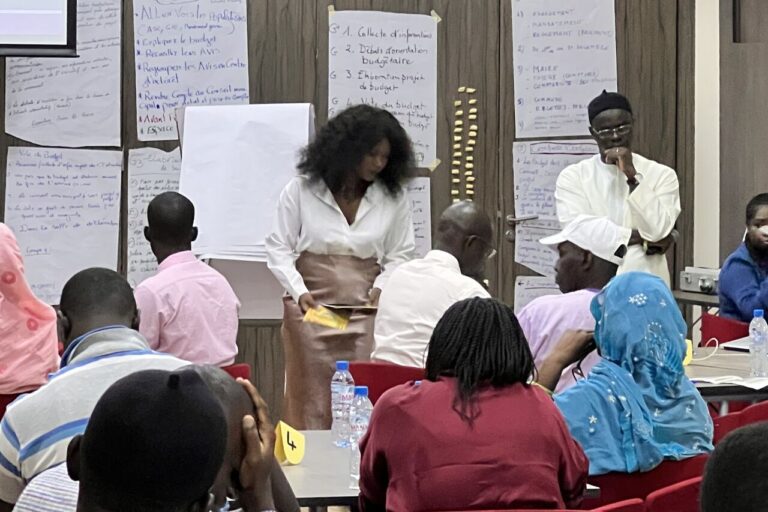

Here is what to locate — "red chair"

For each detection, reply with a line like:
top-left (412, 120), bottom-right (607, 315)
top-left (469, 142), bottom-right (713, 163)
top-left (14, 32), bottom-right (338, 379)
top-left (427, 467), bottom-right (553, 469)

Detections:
top-left (348, 361), bottom-right (424, 404)
top-left (580, 455), bottom-right (708, 508)
top-left (738, 400), bottom-right (768, 425)
top-left (0, 394), bottom-right (19, 421)
top-left (713, 411), bottom-right (743, 444)
top-left (221, 363), bottom-right (251, 380)
top-left (645, 477), bottom-right (702, 512)
top-left (592, 499), bottom-right (645, 512)
top-left (700, 313), bottom-right (749, 346)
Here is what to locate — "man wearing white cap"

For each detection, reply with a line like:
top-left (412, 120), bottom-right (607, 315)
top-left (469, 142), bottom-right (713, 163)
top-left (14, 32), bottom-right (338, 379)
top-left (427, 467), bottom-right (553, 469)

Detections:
top-left (517, 215), bottom-right (626, 392)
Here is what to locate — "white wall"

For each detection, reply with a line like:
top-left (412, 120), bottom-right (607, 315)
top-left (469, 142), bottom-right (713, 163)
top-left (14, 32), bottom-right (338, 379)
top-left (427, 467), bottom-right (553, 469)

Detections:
top-left (694, 0), bottom-right (720, 268)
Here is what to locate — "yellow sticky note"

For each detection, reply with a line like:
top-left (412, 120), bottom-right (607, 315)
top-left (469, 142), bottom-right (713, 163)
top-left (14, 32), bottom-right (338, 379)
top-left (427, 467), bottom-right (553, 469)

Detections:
top-left (452, 198), bottom-right (461, 204)
top-left (452, 159), bottom-right (461, 166)
top-left (455, 110), bottom-right (464, 116)
top-left (454, 119), bottom-right (463, 126)
top-left (451, 189), bottom-right (460, 196)
top-left (468, 139), bottom-right (476, 146)
top-left (466, 184), bottom-right (474, 190)
top-left (451, 168), bottom-right (460, 175)
top-left (303, 306), bottom-right (349, 330)
top-left (465, 146), bottom-right (474, 152)
top-left (466, 155), bottom-right (474, 162)
top-left (468, 114), bottom-right (477, 120)
top-left (683, 339), bottom-right (693, 366)
top-left (469, 98), bottom-right (478, 105)
top-left (467, 176), bottom-right (476, 182)
top-left (453, 100), bottom-right (462, 107)
top-left (427, 159), bottom-right (441, 172)
top-left (469, 108), bottom-right (478, 114)
top-left (469, 131), bottom-right (477, 137)
top-left (465, 170), bottom-right (474, 176)
top-left (466, 189), bottom-right (475, 195)
top-left (451, 178), bottom-right (460, 184)
top-left (275, 421), bottom-right (305, 465)
top-left (453, 151), bottom-right (462, 157)
top-left (458, 86), bottom-right (466, 93)
top-left (466, 163), bottom-right (474, 169)
top-left (467, 87), bottom-right (477, 94)
top-left (453, 143), bottom-right (461, 149)
top-left (453, 128), bottom-right (462, 134)
top-left (470, 124), bottom-right (478, 131)
top-left (453, 135), bottom-right (462, 142)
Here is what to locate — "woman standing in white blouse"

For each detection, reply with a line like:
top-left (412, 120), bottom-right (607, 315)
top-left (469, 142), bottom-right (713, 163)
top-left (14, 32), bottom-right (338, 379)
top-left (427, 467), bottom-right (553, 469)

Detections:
top-left (266, 105), bottom-right (416, 429)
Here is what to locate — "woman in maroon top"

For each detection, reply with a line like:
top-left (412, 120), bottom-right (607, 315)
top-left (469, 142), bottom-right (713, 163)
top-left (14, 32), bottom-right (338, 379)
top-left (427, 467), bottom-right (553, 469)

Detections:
top-left (359, 298), bottom-right (588, 511)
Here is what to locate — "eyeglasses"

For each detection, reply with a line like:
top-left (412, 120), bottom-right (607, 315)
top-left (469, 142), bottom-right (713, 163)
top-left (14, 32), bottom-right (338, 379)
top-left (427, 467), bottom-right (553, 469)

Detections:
top-left (469, 235), bottom-right (497, 260)
top-left (594, 124), bottom-right (632, 139)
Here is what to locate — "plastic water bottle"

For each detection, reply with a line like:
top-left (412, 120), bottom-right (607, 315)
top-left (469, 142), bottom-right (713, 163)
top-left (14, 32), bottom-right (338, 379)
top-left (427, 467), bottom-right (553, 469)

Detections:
top-left (331, 361), bottom-right (355, 447)
top-left (349, 386), bottom-right (373, 489)
top-left (750, 309), bottom-right (768, 377)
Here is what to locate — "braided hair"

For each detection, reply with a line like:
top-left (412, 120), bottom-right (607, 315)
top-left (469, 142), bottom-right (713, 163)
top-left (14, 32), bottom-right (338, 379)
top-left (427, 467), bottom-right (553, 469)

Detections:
top-left (298, 104), bottom-right (415, 196)
top-left (425, 297), bottom-right (535, 423)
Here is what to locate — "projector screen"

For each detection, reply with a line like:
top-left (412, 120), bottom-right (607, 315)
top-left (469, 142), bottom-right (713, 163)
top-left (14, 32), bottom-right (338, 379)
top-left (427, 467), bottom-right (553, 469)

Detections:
top-left (0, 0), bottom-right (76, 56)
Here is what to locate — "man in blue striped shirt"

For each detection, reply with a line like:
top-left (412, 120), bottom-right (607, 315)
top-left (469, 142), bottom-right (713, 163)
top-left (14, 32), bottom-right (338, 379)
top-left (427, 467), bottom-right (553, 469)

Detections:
top-left (0, 268), bottom-right (188, 510)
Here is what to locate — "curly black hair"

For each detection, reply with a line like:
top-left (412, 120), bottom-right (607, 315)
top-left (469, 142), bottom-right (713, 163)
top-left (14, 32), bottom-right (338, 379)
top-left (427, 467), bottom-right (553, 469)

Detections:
top-left (298, 104), bottom-right (415, 195)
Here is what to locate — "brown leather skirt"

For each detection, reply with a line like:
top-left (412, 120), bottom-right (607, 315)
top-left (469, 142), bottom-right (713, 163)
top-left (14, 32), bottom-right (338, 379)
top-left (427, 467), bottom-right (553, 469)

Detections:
top-left (281, 252), bottom-right (380, 430)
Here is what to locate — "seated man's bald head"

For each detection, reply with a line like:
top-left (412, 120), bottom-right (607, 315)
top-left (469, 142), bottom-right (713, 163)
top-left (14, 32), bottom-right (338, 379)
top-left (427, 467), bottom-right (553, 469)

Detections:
top-left (434, 201), bottom-right (494, 282)
top-left (145, 192), bottom-right (197, 258)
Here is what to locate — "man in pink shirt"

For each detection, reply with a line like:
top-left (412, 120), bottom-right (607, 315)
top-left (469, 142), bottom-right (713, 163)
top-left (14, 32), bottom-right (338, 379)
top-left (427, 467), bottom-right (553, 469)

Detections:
top-left (518, 215), bottom-right (626, 392)
top-left (134, 192), bottom-right (240, 366)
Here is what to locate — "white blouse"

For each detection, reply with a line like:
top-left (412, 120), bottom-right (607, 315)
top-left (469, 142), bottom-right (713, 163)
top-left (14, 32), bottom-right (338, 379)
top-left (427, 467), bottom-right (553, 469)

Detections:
top-left (265, 175), bottom-right (416, 301)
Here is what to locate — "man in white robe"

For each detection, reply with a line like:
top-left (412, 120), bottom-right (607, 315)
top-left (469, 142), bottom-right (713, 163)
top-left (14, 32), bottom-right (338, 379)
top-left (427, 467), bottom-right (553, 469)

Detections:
top-left (555, 90), bottom-right (680, 285)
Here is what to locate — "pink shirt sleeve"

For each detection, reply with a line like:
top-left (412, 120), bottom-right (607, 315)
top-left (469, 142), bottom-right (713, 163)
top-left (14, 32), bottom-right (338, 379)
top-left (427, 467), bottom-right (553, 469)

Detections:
top-left (134, 285), bottom-right (162, 349)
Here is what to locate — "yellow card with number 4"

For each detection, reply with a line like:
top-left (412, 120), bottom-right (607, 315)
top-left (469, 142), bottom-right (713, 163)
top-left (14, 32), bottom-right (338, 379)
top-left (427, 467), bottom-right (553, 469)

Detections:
top-left (274, 421), bottom-right (305, 465)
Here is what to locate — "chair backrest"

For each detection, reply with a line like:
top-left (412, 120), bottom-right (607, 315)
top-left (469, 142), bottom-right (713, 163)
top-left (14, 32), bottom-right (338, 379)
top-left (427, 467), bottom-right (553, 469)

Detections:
top-left (738, 400), bottom-right (768, 426)
top-left (645, 477), bottom-right (702, 512)
top-left (591, 498), bottom-right (645, 512)
top-left (221, 363), bottom-right (251, 380)
top-left (581, 455), bottom-right (708, 508)
top-left (700, 312), bottom-right (749, 346)
top-left (0, 394), bottom-right (19, 422)
top-left (348, 362), bottom-right (425, 404)
top-left (713, 411), bottom-right (743, 444)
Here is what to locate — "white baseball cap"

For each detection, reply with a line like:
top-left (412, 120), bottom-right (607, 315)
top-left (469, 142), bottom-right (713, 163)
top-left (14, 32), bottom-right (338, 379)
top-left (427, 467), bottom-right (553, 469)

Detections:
top-left (539, 215), bottom-right (628, 265)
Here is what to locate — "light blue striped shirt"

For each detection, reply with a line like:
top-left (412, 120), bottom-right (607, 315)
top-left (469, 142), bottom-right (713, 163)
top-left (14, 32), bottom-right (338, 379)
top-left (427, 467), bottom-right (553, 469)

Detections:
top-left (0, 326), bottom-right (188, 504)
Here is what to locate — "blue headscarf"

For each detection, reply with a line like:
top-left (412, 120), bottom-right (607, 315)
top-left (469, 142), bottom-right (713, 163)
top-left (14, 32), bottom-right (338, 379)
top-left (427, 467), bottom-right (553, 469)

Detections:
top-left (555, 272), bottom-right (713, 475)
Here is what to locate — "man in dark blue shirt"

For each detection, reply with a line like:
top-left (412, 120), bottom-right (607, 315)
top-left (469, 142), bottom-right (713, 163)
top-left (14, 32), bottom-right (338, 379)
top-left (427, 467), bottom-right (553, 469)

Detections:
top-left (719, 193), bottom-right (768, 322)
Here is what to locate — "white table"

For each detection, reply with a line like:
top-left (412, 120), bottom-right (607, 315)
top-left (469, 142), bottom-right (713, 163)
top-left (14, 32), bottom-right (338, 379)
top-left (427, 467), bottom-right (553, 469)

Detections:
top-left (281, 430), bottom-right (598, 508)
top-left (687, 350), bottom-right (768, 403)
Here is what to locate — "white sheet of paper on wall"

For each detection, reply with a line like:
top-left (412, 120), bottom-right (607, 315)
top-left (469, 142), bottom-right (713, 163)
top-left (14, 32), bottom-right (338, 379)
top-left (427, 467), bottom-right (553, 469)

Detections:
top-left (514, 275), bottom-right (561, 314)
top-left (4, 0), bottom-right (122, 147)
top-left (133, 0), bottom-right (250, 141)
top-left (514, 220), bottom-right (560, 277)
top-left (512, 0), bottom-right (618, 138)
top-left (328, 9), bottom-right (438, 167)
top-left (4, 147), bottom-right (122, 305)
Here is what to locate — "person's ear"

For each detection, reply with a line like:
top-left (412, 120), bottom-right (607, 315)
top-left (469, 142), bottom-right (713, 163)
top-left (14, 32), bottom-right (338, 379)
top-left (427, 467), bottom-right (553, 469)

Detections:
top-left (132, 308), bottom-right (141, 331)
top-left (588, 125), bottom-right (598, 138)
top-left (143, 226), bottom-right (151, 242)
top-left (582, 250), bottom-right (594, 269)
top-left (191, 227), bottom-right (199, 242)
top-left (57, 309), bottom-right (71, 344)
top-left (66, 435), bottom-right (83, 481)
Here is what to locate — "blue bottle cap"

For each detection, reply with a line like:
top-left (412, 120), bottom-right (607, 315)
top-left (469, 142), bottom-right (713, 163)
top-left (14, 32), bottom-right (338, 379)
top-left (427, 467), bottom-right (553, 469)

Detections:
top-left (755, 309), bottom-right (765, 318)
top-left (336, 360), bottom-right (349, 371)
top-left (354, 386), bottom-right (368, 396)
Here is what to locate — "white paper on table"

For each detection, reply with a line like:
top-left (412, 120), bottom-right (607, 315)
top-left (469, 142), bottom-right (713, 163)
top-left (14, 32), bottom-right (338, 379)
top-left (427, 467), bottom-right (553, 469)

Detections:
top-left (514, 275), bottom-right (561, 314)
top-left (127, 147), bottom-right (182, 287)
top-left (4, 147), bottom-right (122, 305)
top-left (133, 0), bottom-right (250, 141)
top-left (690, 376), bottom-right (768, 390)
top-left (513, 140), bottom-right (597, 220)
top-left (406, 177), bottom-right (431, 258)
top-left (179, 104), bottom-right (315, 260)
top-left (328, 10), bottom-right (438, 167)
top-left (514, 220), bottom-right (560, 277)
top-left (5, 0), bottom-right (122, 147)
top-left (512, 0), bottom-right (617, 138)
